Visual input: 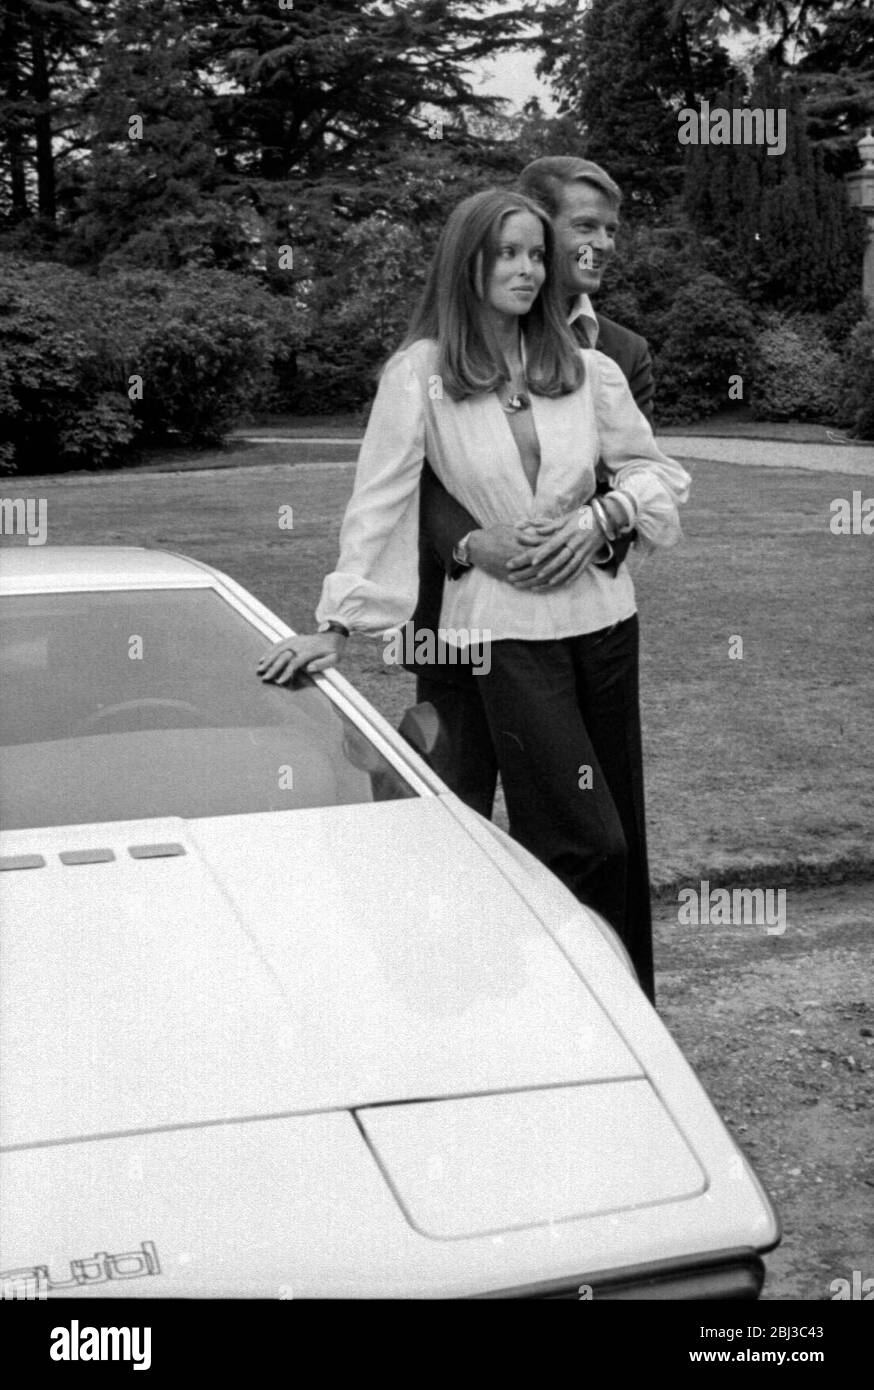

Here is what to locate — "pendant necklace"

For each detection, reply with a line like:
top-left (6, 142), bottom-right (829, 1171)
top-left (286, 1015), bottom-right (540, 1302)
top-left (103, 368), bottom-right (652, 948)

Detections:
top-left (502, 336), bottom-right (530, 412)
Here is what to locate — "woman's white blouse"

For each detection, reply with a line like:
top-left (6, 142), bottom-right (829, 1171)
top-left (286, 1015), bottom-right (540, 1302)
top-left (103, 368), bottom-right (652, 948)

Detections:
top-left (315, 338), bottom-right (691, 643)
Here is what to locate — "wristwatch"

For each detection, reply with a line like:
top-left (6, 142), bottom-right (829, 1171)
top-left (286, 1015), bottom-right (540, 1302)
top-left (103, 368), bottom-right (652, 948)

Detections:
top-left (317, 620), bottom-right (349, 638)
top-left (452, 530), bottom-right (476, 569)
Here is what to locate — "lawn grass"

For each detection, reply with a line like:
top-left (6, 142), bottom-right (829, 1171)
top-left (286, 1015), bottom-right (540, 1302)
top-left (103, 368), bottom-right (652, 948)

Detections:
top-left (7, 454), bottom-right (873, 886)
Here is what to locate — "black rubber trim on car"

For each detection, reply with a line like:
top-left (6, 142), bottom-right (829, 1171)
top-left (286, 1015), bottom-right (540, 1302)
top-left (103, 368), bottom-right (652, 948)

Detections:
top-left (475, 1247), bottom-right (767, 1300)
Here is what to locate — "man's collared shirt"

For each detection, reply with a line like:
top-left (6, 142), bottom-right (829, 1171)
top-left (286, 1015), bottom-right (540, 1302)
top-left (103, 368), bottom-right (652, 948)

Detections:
top-left (567, 293), bottom-right (599, 348)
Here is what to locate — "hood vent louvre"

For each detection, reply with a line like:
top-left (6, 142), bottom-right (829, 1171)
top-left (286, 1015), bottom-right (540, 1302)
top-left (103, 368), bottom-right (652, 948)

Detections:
top-left (0, 854), bottom-right (46, 871)
top-left (1, 843), bottom-right (187, 870)
top-left (59, 849), bottom-right (115, 865)
top-left (129, 842), bottom-right (186, 859)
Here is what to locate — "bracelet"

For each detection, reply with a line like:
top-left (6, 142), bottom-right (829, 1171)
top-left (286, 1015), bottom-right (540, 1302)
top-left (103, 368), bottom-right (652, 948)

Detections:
top-left (603, 489), bottom-right (637, 534)
top-left (593, 538), bottom-right (615, 566)
top-left (452, 530), bottom-right (476, 569)
top-left (590, 496), bottom-right (617, 541)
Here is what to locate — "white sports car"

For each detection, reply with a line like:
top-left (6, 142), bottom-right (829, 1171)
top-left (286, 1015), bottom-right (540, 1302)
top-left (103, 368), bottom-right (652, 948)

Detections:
top-left (0, 546), bottom-right (779, 1299)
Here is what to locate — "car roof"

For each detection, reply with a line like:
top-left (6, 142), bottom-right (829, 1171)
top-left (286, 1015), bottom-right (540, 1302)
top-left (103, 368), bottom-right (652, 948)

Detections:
top-left (0, 545), bottom-right (217, 594)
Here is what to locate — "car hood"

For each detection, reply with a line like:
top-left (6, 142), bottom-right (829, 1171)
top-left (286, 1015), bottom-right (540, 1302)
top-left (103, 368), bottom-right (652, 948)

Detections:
top-left (1, 1101), bottom-right (772, 1299)
top-left (1, 799), bottom-right (642, 1148)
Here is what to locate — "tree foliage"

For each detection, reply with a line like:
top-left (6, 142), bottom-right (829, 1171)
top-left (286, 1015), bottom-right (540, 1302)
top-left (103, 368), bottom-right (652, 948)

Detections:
top-left (537, 0), bottom-right (734, 214)
top-left (0, 0), bottom-right (103, 230)
top-left (0, 0), bottom-right (870, 435)
top-left (189, 0), bottom-right (535, 182)
top-left (839, 313), bottom-right (874, 437)
top-left (0, 253), bottom-right (304, 469)
top-left (797, 0), bottom-right (874, 175)
top-left (67, 0), bottom-right (226, 267)
top-left (0, 254), bottom-right (137, 470)
top-left (750, 312), bottom-right (844, 421)
top-left (1, 1), bottom-right (538, 253)
top-left (667, 0), bottom-right (862, 66)
top-left (653, 271), bottom-right (756, 422)
top-left (682, 65), bottom-right (866, 312)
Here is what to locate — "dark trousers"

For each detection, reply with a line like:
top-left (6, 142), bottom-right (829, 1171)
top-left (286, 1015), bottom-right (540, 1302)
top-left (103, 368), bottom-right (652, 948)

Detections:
top-left (415, 671), bottom-right (498, 819)
top-left (417, 616), bottom-right (654, 1002)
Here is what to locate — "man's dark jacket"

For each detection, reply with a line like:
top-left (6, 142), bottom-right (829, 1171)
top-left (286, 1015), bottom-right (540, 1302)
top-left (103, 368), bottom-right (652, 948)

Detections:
top-left (406, 313), bottom-right (654, 678)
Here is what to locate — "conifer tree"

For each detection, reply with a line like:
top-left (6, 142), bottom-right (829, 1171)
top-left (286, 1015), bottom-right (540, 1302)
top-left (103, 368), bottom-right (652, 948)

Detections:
top-left (798, 0), bottom-right (874, 176)
top-left (538, 0), bottom-right (733, 215)
top-left (0, 0), bottom-right (102, 230)
top-left (69, 0), bottom-right (222, 267)
top-left (682, 65), bottom-right (865, 311)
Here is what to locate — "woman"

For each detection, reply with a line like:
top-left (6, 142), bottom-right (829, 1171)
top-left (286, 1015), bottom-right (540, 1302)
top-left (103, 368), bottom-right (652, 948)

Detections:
top-left (257, 188), bottom-right (690, 1000)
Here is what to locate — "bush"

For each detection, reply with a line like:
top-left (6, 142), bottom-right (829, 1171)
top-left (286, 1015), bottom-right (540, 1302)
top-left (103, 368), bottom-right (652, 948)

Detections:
top-left (96, 206), bottom-right (265, 276)
top-left (749, 314), bottom-right (844, 423)
top-left (0, 257), bottom-right (137, 473)
top-left (835, 313), bottom-right (874, 440)
top-left (103, 269), bottom-right (301, 446)
top-left (57, 392), bottom-right (140, 466)
top-left (289, 216), bottom-right (427, 414)
top-left (0, 256), bottom-right (306, 470)
top-left (823, 291), bottom-right (867, 352)
top-left (654, 273), bottom-right (756, 423)
top-left (596, 221), bottom-right (705, 348)
top-left (593, 288), bottom-right (643, 337)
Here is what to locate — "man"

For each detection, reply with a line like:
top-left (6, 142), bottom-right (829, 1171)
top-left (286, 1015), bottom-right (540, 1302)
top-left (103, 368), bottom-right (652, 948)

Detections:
top-left (404, 155), bottom-right (661, 1001)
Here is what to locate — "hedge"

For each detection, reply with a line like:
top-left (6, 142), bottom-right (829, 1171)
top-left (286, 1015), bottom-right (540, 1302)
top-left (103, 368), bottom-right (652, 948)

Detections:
top-left (0, 256), bottom-right (304, 473)
top-left (654, 273), bottom-right (756, 423)
top-left (837, 313), bottom-right (874, 439)
top-left (749, 314), bottom-right (844, 423)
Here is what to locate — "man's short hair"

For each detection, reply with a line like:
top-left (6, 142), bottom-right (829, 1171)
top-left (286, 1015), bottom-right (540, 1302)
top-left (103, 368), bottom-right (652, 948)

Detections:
top-left (517, 157), bottom-right (621, 219)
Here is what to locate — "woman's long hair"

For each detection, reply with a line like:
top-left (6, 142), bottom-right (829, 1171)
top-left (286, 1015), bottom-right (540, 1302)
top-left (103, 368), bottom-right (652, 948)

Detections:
top-left (399, 188), bottom-right (584, 400)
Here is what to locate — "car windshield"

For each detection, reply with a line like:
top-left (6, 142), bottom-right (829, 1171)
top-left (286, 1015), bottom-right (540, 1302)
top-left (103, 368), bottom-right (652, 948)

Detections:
top-left (0, 587), bottom-right (416, 830)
